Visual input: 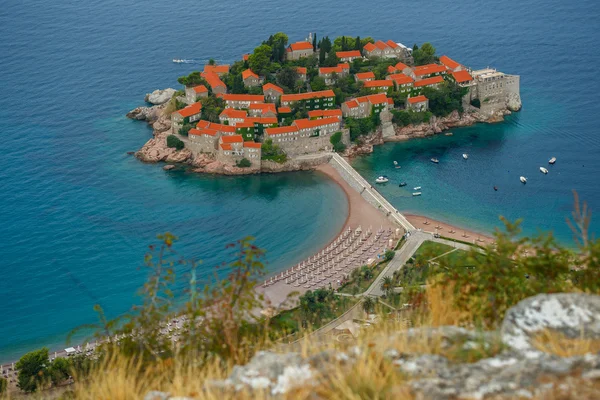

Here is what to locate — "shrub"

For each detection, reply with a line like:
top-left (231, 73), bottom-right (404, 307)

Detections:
top-left (178, 123), bottom-right (193, 136)
top-left (261, 139), bottom-right (288, 163)
top-left (384, 250), bottom-right (395, 261)
top-left (48, 357), bottom-right (70, 385)
top-left (166, 135), bottom-right (185, 150)
top-left (329, 131), bottom-right (346, 153)
top-left (237, 158), bottom-right (251, 168)
top-left (16, 348), bottom-right (49, 393)
top-left (0, 377), bottom-right (7, 394)
top-left (470, 98), bottom-right (481, 108)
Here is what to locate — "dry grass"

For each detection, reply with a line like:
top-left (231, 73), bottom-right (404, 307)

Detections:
top-left (532, 329), bottom-right (600, 357)
top-left (424, 281), bottom-right (471, 327)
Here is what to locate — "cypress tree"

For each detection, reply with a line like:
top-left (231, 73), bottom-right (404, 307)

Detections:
top-left (355, 36), bottom-right (361, 50)
top-left (313, 33), bottom-right (317, 51)
top-left (341, 36), bottom-right (347, 51)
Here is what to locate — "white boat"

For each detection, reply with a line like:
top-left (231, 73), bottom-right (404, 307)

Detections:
top-left (375, 176), bottom-right (389, 184)
top-left (172, 58), bottom-right (193, 64)
top-left (412, 192), bottom-right (422, 196)
top-left (413, 186), bottom-right (421, 190)
top-left (393, 161), bottom-right (401, 169)
top-left (540, 167), bottom-right (548, 174)
top-left (431, 158), bottom-right (439, 164)
top-left (445, 132), bottom-right (453, 136)
top-left (549, 157), bottom-right (557, 164)
top-left (463, 153), bottom-right (469, 159)
top-left (520, 176), bottom-right (527, 184)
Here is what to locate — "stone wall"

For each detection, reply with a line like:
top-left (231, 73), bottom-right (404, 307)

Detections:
top-left (275, 129), bottom-right (351, 157)
top-left (328, 154), bottom-right (414, 231)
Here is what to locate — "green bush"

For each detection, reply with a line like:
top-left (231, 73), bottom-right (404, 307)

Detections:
top-left (237, 158), bottom-right (251, 168)
top-left (329, 131), bottom-right (346, 153)
top-left (166, 135), bottom-right (185, 151)
top-left (470, 98), bottom-right (481, 108)
top-left (48, 357), bottom-right (70, 385)
top-left (0, 377), bottom-right (7, 394)
top-left (16, 348), bottom-right (49, 393)
top-left (384, 250), bottom-right (395, 261)
top-left (422, 82), bottom-right (468, 117)
top-left (178, 123), bottom-right (193, 136)
top-left (261, 139), bottom-right (288, 163)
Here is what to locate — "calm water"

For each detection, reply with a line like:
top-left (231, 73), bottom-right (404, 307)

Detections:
top-left (1, 0), bottom-right (599, 361)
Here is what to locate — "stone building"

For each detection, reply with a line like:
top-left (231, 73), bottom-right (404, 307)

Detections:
top-left (216, 135), bottom-right (244, 165)
top-left (386, 73), bottom-right (414, 94)
top-left (450, 70), bottom-right (474, 87)
top-left (280, 90), bottom-right (335, 110)
top-left (470, 68), bottom-right (521, 114)
top-left (264, 117), bottom-right (346, 156)
top-left (439, 56), bottom-right (464, 72)
top-left (318, 63), bottom-right (349, 85)
top-left (387, 61), bottom-right (410, 75)
top-left (243, 141), bottom-right (262, 166)
top-left (296, 67), bottom-right (307, 82)
top-left (219, 108), bottom-right (247, 126)
top-left (336, 50), bottom-right (362, 62)
top-left (203, 64), bottom-right (230, 76)
top-left (355, 71), bottom-right (375, 82)
top-left (406, 95), bottom-right (429, 112)
top-left (221, 94), bottom-right (264, 109)
top-left (263, 83), bottom-right (284, 102)
top-left (410, 64), bottom-right (448, 80)
top-left (308, 109), bottom-right (343, 120)
top-left (363, 40), bottom-right (410, 60)
top-left (411, 75), bottom-right (444, 95)
top-left (187, 127), bottom-right (219, 153)
top-left (286, 41), bottom-right (314, 60)
top-left (171, 102), bottom-right (202, 133)
top-left (202, 72), bottom-right (227, 95)
top-left (248, 103), bottom-right (277, 118)
top-left (342, 93), bottom-right (392, 119)
top-left (363, 80), bottom-right (394, 93)
top-left (185, 85), bottom-right (208, 104)
top-left (242, 69), bottom-right (261, 87)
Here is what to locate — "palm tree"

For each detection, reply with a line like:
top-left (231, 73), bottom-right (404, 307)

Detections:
top-left (362, 296), bottom-right (375, 314)
top-left (380, 276), bottom-right (394, 298)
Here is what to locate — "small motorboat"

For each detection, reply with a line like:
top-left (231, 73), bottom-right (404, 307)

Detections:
top-left (431, 158), bottom-right (439, 164)
top-left (375, 176), bottom-right (389, 184)
top-left (414, 186), bottom-right (421, 190)
top-left (520, 176), bottom-right (527, 184)
top-left (463, 153), bottom-right (469, 160)
top-left (494, 186), bottom-right (498, 191)
top-left (549, 157), bottom-right (557, 164)
top-left (399, 182), bottom-right (407, 187)
top-left (393, 161), bottom-right (401, 169)
top-left (540, 167), bottom-right (548, 174)
top-left (445, 132), bottom-right (453, 136)
top-left (412, 192), bottom-right (422, 196)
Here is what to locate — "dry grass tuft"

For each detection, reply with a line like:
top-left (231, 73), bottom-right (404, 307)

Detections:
top-left (424, 281), bottom-right (471, 327)
top-left (532, 329), bottom-right (600, 357)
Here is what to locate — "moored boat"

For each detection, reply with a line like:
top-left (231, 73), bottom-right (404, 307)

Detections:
top-left (431, 158), bottom-right (439, 164)
top-left (413, 186), bottom-right (421, 190)
top-left (520, 176), bottom-right (527, 184)
top-left (393, 161), bottom-right (401, 169)
top-left (445, 132), bottom-right (453, 136)
top-left (399, 182), bottom-right (407, 187)
top-left (463, 153), bottom-right (469, 159)
top-left (412, 192), bottom-right (422, 196)
top-left (549, 157), bottom-right (557, 164)
top-left (375, 176), bottom-right (389, 184)
top-left (540, 167), bottom-right (548, 174)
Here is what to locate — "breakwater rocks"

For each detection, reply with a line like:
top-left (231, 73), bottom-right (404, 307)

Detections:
top-left (145, 293), bottom-right (600, 399)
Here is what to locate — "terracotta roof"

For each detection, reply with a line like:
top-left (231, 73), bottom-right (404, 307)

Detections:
top-left (374, 40), bottom-right (388, 50)
top-left (211, 123), bottom-right (236, 133)
top-left (319, 63), bottom-right (349, 75)
top-left (388, 73), bottom-right (414, 85)
top-left (222, 94), bottom-right (264, 102)
top-left (413, 64), bottom-right (447, 77)
top-left (242, 54), bottom-right (250, 61)
top-left (439, 56), bottom-right (460, 70)
top-left (296, 67), bottom-right (307, 75)
top-left (387, 98), bottom-right (394, 105)
top-left (388, 62), bottom-right (409, 73)
top-left (196, 120), bottom-right (211, 129)
top-left (262, 83), bottom-right (284, 94)
top-left (363, 42), bottom-right (376, 52)
top-left (220, 108), bottom-right (247, 119)
top-left (249, 103), bottom-right (277, 112)
top-left (220, 143), bottom-right (232, 150)
top-left (366, 93), bottom-right (390, 104)
top-left (408, 95), bottom-right (428, 104)
top-left (344, 99), bottom-right (359, 109)
top-left (221, 135), bottom-right (243, 143)
top-left (203, 65), bottom-right (230, 74)
top-left (293, 117), bottom-right (340, 130)
top-left (202, 72), bottom-right (226, 89)
top-left (242, 69), bottom-right (259, 80)
top-left (387, 65), bottom-right (398, 74)
top-left (234, 121), bottom-right (255, 129)
top-left (280, 89), bottom-right (335, 103)
top-left (243, 116), bottom-right (278, 125)
top-left (308, 109), bottom-right (343, 119)
top-left (363, 80), bottom-right (394, 88)
top-left (192, 85), bottom-right (208, 93)
top-left (336, 50), bottom-right (361, 58)
top-left (386, 40), bottom-right (399, 49)
top-left (355, 71), bottom-right (375, 80)
top-left (278, 106), bottom-right (292, 113)
top-left (175, 102), bottom-right (202, 117)
top-left (289, 41), bottom-right (313, 51)
top-left (189, 127), bottom-right (218, 137)
top-left (413, 75), bottom-right (444, 87)
top-left (451, 70), bottom-right (473, 83)
top-left (244, 141), bottom-right (262, 148)
top-left (265, 125), bottom-right (299, 135)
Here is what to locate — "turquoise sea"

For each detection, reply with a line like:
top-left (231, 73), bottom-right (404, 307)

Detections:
top-left (1, 0), bottom-right (599, 361)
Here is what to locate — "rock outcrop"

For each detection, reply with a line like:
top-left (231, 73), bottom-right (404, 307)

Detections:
top-left (506, 91), bottom-right (523, 112)
top-left (144, 88), bottom-right (176, 105)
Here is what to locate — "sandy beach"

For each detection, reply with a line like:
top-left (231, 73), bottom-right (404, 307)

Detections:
top-left (404, 213), bottom-right (494, 244)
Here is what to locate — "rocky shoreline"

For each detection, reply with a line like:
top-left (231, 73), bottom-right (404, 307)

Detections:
top-left (126, 91), bottom-right (518, 174)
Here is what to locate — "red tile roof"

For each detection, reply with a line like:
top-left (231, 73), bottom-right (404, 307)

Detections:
top-left (451, 70), bottom-right (473, 83)
top-left (196, 120), bottom-right (211, 129)
top-left (319, 63), bottom-right (349, 75)
top-left (388, 62), bottom-right (409, 73)
top-left (196, 120), bottom-right (237, 133)
top-left (363, 80), bottom-right (394, 88)
top-left (203, 65), bottom-right (230, 74)
top-left (242, 69), bottom-right (259, 80)
top-left (408, 95), bottom-right (428, 104)
top-left (244, 141), bottom-right (262, 148)
top-left (262, 83), bottom-right (284, 94)
top-left (386, 40), bottom-right (399, 49)
top-left (243, 116), bottom-right (278, 125)
top-left (439, 56), bottom-right (460, 70)
top-left (221, 135), bottom-right (243, 143)
top-left (249, 103), bottom-right (277, 112)
top-left (242, 54), bottom-right (250, 61)
top-left (265, 125), bottom-right (299, 135)
top-left (192, 85), bottom-right (208, 93)
top-left (296, 67), bottom-right (307, 75)
top-left (280, 89), bottom-right (335, 103)
top-left (220, 143), bottom-right (232, 150)
top-left (234, 121), bottom-right (255, 129)
top-left (413, 64), bottom-right (447, 77)
top-left (220, 108), bottom-right (247, 119)
top-left (175, 102), bottom-right (202, 117)
top-left (308, 109), bottom-right (343, 119)
top-left (366, 93), bottom-right (390, 104)
top-left (189, 127), bottom-right (218, 137)
top-left (374, 40), bottom-right (388, 50)
top-left (363, 42), bottom-right (376, 52)
top-left (355, 71), bottom-right (375, 80)
top-left (344, 99), bottom-right (359, 109)
top-left (289, 41), bottom-right (313, 51)
top-left (336, 50), bottom-right (361, 58)
top-left (294, 116), bottom-right (340, 130)
top-left (222, 94), bottom-right (264, 102)
top-left (388, 73), bottom-right (414, 85)
top-left (278, 106), bottom-right (292, 113)
top-left (413, 75), bottom-right (444, 88)
top-left (202, 72), bottom-right (226, 89)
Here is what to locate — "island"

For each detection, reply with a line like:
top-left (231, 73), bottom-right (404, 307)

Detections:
top-left (127, 32), bottom-right (521, 174)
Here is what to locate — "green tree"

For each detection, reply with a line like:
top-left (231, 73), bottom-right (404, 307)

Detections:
top-left (276, 66), bottom-right (299, 92)
top-left (413, 42), bottom-right (436, 65)
top-left (249, 44), bottom-right (272, 76)
top-left (201, 96), bottom-right (225, 122)
top-left (166, 135), bottom-right (185, 150)
top-left (231, 73), bottom-right (246, 94)
top-left (355, 36), bottom-right (361, 50)
top-left (330, 131), bottom-right (346, 153)
top-left (323, 50), bottom-right (338, 67)
top-left (313, 32), bottom-right (317, 51)
top-left (208, 58), bottom-right (216, 66)
top-left (178, 122), bottom-right (193, 136)
top-left (0, 377), bottom-right (7, 395)
top-left (261, 139), bottom-right (288, 163)
top-left (16, 348), bottom-right (49, 393)
top-left (310, 76), bottom-right (327, 91)
top-left (384, 250), bottom-right (395, 261)
top-left (362, 296), bottom-right (375, 314)
top-left (48, 357), bottom-right (71, 385)
top-left (237, 158), bottom-right (251, 168)
top-left (422, 82), bottom-right (468, 116)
